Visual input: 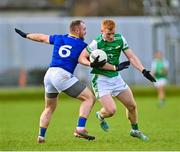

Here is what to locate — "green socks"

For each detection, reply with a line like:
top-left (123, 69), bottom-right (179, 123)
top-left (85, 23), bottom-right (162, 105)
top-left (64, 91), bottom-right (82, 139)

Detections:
top-left (131, 123), bottom-right (139, 130)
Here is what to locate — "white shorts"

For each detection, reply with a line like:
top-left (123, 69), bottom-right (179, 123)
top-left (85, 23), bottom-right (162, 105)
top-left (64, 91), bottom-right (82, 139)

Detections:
top-left (44, 67), bottom-right (78, 94)
top-left (154, 78), bottom-right (167, 87)
top-left (92, 74), bottom-right (129, 98)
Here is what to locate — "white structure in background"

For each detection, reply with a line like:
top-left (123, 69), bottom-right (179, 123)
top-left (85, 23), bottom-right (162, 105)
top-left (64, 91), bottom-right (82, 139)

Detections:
top-left (0, 17), bottom-right (179, 85)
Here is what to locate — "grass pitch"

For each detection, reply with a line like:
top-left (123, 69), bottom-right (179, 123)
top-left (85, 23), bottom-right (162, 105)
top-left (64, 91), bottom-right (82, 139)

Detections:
top-left (0, 87), bottom-right (180, 151)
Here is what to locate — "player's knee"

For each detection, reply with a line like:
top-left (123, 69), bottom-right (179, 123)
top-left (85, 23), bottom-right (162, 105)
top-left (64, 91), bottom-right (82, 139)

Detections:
top-left (45, 100), bottom-right (57, 113)
top-left (87, 94), bottom-right (96, 106)
top-left (107, 107), bottom-right (116, 117)
top-left (78, 88), bottom-right (95, 104)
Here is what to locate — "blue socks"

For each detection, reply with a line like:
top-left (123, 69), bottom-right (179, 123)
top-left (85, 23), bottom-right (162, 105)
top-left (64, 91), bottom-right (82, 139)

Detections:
top-left (39, 117), bottom-right (87, 136)
top-left (39, 127), bottom-right (47, 137)
top-left (77, 117), bottom-right (87, 129)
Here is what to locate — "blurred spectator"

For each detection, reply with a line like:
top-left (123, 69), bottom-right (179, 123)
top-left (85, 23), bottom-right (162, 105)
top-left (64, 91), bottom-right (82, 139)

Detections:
top-left (151, 51), bottom-right (169, 107)
top-left (18, 68), bottom-right (27, 87)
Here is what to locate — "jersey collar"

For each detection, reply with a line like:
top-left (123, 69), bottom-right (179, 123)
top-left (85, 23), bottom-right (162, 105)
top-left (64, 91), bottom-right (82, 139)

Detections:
top-left (69, 33), bottom-right (79, 38)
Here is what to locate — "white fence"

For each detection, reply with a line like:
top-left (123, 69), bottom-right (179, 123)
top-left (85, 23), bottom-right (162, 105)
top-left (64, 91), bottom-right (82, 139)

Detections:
top-left (0, 16), bottom-right (179, 85)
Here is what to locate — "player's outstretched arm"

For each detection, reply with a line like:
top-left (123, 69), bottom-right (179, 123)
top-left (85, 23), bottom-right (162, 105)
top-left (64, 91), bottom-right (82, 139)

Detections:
top-left (15, 28), bottom-right (50, 44)
top-left (124, 48), bottom-right (156, 82)
top-left (15, 28), bottom-right (28, 38)
top-left (142, 69), bottom-right (156, 82)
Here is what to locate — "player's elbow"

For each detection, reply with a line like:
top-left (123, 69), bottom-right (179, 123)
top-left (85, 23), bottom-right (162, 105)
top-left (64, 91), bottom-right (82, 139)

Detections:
top-left (78, 56), bottom-right (89, 66)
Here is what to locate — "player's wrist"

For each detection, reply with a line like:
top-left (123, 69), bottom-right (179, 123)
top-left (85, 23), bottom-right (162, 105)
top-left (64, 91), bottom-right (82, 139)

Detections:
top-left (26, 33), bottom-right (30, 39)
top-left (114, 65), bottom-right (117, 71)
top-left (142, 69), bottom-right (146, 74)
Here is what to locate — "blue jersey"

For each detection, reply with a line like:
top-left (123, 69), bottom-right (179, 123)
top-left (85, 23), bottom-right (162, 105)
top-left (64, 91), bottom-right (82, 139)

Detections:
top-left (49, 34), bottom-right (87, 74)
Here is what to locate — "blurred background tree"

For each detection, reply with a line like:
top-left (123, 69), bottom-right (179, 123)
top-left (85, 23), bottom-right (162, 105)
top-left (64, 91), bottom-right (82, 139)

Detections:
top-left (71, 0), bottom-right (144, 16)
top-left (0, 0), bottom-right (179, 16)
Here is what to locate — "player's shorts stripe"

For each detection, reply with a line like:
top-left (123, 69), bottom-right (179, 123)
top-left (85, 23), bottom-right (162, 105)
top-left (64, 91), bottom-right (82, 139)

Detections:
top-left (45, 93), bottom-right (58, 98)
top-left (92, 74), bottom-right (99, 99)
top-left (63, 80), bottom-right (86, 98)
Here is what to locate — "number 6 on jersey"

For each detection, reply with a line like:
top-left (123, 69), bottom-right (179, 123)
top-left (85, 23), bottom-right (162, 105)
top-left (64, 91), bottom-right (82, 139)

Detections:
top-left (58, 45), bottom-right (72, 57)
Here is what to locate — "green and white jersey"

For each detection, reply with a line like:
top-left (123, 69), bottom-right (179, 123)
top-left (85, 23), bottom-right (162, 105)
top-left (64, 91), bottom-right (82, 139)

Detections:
top-left (87, 34), bottom-right (129, 77)
top-left (151, 59), bottom-right (169, 80)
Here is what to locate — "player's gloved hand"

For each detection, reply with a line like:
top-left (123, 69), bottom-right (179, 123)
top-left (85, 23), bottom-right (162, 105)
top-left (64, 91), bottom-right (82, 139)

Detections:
top-left (90, 55), bottom-right (107, 68)
top-left (115, 61), bottom-right (130, 71)
top-left (142, 69), bottom-right (156, 82)
top-left (15, 28), bottom-right (28, 38)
